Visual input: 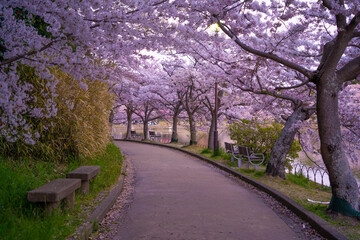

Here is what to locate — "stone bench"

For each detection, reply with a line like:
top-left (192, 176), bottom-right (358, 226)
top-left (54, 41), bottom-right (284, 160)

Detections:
top-left (27, 178), bottom-right (81, 214)
top-left (66, 166), bottom-right (100, 195)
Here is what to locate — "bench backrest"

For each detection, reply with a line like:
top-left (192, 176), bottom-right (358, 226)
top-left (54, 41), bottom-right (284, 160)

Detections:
top-left (130, 130), bottom-right (136, 136)
top-left (149, 131), bottom-right (155, 136)
top-left (238, 146), bottom-right (250, 156)
top-left (225, 142), bottom-right (251, 156)
top-left (224, 142), bottom-right (233, 153)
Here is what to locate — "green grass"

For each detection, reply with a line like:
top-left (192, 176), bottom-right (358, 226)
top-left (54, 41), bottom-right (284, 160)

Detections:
top-left (0, 142), bottom-right (123, 240)
top-left (200, 148), bottom-right (212, 154)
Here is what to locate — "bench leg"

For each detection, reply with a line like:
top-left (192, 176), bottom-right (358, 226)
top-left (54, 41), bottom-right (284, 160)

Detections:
top-left (64, 191), bottom-right (75, 209)
top-left (45, 201), bottom-right (60, 215)
top-left (80, 180), bottom-right (90, 195)
top-left (238, 159), bottom-right (242, 168)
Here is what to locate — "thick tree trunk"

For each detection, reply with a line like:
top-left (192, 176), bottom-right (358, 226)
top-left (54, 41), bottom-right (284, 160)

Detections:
top-left (188, 114), bottom-right (197, 145)
top-left (208, 112), bottom-right (215, 150)
top-left (125, 109), bottom-right (132, 140)
top-left (266, 106), bottom-right (312, 179)
top-left (171, 114), bottom-right (179, 142)
top-left (143, 121), bottom-right (149, 140)
top-left (317, 76), bottom-right (359, 211)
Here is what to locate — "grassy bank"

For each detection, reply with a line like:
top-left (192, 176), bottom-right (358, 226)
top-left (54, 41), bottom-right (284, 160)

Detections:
top-left (0, 142), bottom-right (123, 240)
top-left (180, 144), bottom-right (360, 240)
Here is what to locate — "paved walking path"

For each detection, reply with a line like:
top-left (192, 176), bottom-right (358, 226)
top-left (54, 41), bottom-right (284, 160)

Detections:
top-left (113, 141), bottom-right (302, 240)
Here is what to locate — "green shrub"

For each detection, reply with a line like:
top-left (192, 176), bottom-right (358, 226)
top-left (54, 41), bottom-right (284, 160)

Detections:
top-left (0, 66), bottom-right (114, 162)
top-left (228, 118), bottom-right (301, 164)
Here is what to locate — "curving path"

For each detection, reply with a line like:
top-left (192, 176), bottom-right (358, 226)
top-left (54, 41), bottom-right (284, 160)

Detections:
top-left (112, 141), bottom-right (303, 240)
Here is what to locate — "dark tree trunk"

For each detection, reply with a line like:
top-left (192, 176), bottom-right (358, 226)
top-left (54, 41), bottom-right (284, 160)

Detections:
top-left (266, 106), bottom-right (313, 179)
top-left (317, 75), bottom-right (359, 211)
top-left (188, 114), bottom-right (197, 145)
top-left (208, 112), bottom-right (216, 150)
top-left (171, 114), bottom-right (179, 142)
top-left (109, 109), bottom-right (115, 123)
top-left (125, 109), bottom-right (132, 140)
top-left (172, 103), bottom-right (182, 143)
top-left (143, 121), bottom-right (149, 140)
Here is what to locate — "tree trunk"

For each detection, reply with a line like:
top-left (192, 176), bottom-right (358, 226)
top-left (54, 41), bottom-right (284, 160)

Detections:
top-left (143, 121), bottom-right (149, 140)
top-left (317, 75), bottom-right (359, 211)
top-left (109, 108), bottom-right (115, 123)
top-left (208, 112), bottom-right (215, 150)
top-left (171, 114), bottom-right (179, 142)
top-left (125, 109), bottom-right (132, 140)
top-left (266, 106), bottom-right (313, 179)
top-left (188, 114), bottom-right (197, 145)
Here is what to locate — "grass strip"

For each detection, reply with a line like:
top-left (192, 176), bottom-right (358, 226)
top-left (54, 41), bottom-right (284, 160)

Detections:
top-left (0, 142), bottom-right (122, 240)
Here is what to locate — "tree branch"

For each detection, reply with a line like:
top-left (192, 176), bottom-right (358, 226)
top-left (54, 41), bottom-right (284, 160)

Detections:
top-left (275, 79), bottom-right (310, 90)
top-left (217, 21), bottom-right (313, 78)
top-left (236, 81), bottom-right (302, 107)
top-left (337, 56), bottom-right (360, 83)
top-left (0, 36), bottom-right (68, 67)
top-left (322, 0), bottom-right (346, 29)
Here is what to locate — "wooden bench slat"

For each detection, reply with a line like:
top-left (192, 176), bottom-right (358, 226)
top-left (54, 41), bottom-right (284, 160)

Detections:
top-left (27, 178), bottom-right (81, 203)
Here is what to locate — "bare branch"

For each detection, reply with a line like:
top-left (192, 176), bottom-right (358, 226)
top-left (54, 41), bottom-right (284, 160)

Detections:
top-left (217, 21), bottom-right (313, 78)
top-left (236, 81), bottom-right (300, 106)
top-left (275, 79), bottom-right (310, 90)
top-left (337, 56), bottom-right (360, 83)
top-left (322, 0), bottom-right (346, 29)
top-left (345, 11), bottom-right (360, 33)
top-left (127, 0), bottom-right (168, 15)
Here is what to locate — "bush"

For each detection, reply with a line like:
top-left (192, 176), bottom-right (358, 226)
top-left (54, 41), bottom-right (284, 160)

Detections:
top-left (0, 66), bottom-right (114, 162)
top-left (228, 118), bottom-right (301, 164)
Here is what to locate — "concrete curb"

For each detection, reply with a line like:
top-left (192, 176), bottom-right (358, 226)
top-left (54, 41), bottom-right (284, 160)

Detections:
top-left (72, 168), bottom-right (126, 240)
top-left (117, 139), bottom-right (348, 240)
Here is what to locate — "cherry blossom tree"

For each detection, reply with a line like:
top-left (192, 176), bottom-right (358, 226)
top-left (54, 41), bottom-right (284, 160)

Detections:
top-left (137, 0), bottom-right (360, 213)
top-left (163, 0), bottom-right (360, 213)
top-left (0, 0), bottom-right (176, 144)
top-left (133, 90), bottom-right (164, 140)
top-left (171, 67), bottom-right (206, 145)
top-left (151, 63), bottom-right (186, 143)
top-left (3, 0), bottom-right (360, 216)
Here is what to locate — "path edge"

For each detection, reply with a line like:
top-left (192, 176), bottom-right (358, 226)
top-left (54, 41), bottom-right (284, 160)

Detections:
top-left (71, 163), bottom-right (127, 240)
top-left (117, 139), bottom-right (348, 240)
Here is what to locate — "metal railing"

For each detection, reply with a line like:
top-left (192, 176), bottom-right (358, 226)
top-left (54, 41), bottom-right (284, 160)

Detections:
top-left (289, 162), bottom-right (329, 187)
top-left (287, 162), bottom-right (360, 195)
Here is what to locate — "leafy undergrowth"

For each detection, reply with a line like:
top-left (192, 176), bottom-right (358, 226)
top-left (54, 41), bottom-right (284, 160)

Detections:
top-left (180, 144), bottom-right (360, 240)
top-left (0, 142), bottom-right (123, 240)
